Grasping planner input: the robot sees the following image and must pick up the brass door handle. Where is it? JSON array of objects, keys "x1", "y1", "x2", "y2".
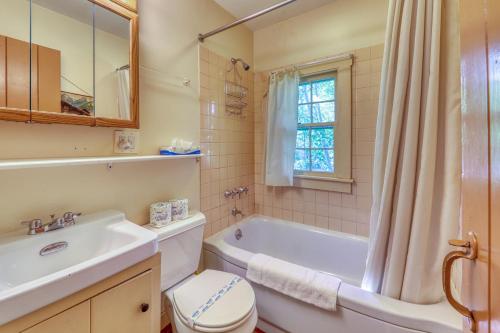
[{"x1": 442, "y1": 232, "x2": 478, "y2": 332}]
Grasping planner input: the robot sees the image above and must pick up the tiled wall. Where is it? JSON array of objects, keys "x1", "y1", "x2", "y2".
[
  {"x1": 199, "y1": 46, "x2": 255, "y2": 238},
  {"x1": 253, "y1": 44, "x2": 384, "y2": 237}
]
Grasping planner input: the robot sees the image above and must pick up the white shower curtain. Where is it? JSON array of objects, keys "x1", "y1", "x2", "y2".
[
  {"x1": 117, "y1": 68, "x2": 131, "y2": 120},
  {"x1": 265, "y1": 71, "x2": 299, "y2": 186},
  {"x1": 362, "y1": 0, "x2": 461, "y2": 304}
]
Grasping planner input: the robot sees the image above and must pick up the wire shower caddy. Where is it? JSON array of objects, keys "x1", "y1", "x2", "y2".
[{"x1": 225, "y1": 62, "x2": 248, "y2": 116}]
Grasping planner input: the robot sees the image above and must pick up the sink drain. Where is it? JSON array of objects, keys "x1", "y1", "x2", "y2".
[{"x1": 40, "y1": 241, "x2": 68, "y2": 256}]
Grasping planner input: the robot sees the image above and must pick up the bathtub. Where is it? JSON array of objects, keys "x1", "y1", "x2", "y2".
[{"x1": 203, "y1": 215, "x2": 462, "y2": 333}]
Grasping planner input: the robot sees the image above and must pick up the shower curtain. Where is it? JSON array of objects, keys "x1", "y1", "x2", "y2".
[
  {"x1": 362, "y1": 0, "x2": 461, "y2": 304},
  {"x1": 117, "y1": 68, "x2": 130, "y2": 120},
  {"x1": 264, "y1": 71, "x2": 299, "y2": 186}
]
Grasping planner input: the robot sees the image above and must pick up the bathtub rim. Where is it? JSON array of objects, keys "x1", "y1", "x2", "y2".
[{"x1": 203, "y1": 214, "x2": 462, "y2": 333}]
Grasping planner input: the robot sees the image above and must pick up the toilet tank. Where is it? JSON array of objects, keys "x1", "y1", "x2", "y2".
[{"x1": 145, "y1": 212, "x2": 206, "y2": 291}]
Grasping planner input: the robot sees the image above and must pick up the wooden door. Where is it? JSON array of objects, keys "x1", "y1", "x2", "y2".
[
  {"x1": 37, "y1": 45, "x2": 61, "y2": 113},
  {"x1": 485, "y1": 1, "x2": 500, "y2": 331},
  {"x1": 22, "y1": 301, "x2": 90, "y2": 333},
  {"x1": 91, "y1": 270, "x2": 154, "y2": 333},
  {"x1": 457, "y1": 0, "x2": 500, "y2": 332}
]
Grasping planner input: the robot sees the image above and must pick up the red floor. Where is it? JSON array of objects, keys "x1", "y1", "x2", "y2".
[{"x1": 161, "y1": 325, "x2": 264, "y2": 333}]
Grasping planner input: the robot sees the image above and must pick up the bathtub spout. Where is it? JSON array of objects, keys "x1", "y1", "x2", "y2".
[{"x1": 231, "y1": 207, "x2": 244, "y2": 217}]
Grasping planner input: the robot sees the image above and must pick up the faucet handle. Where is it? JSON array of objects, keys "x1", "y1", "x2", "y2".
[
  {"x1": 63, "y1": 212, "x2": 81, "y2": 225},
  {"x1": 21, "y1": 219, "x2": 43, "y2": 235},
  {"x1": 21, "y1": 219, "x2": 43, "y2": 228}
]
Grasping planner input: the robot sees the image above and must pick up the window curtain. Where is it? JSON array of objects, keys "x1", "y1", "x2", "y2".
[
  {"x1": 362, "y1": 0, "x2": 461, "y2": 304},
  {"x1": 117, "y1": 68, "x2": 131, "y2": 120},
  {"x1": 264, "y1": 71, "x2": 299, "y2": 186}
]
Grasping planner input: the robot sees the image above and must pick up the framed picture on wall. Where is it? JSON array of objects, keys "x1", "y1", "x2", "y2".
[{"x1": 110, "y1": 0, "x2": 137, "y2": 12}]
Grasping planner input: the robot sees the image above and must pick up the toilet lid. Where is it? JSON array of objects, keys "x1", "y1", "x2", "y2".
[{"x1": 173, "y1": 270, "x2": 255, "y2": 331}]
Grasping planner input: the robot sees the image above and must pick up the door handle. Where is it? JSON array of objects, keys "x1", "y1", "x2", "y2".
[{"x1": 442, "y1": 232, "x2": 478, "y2": 332}]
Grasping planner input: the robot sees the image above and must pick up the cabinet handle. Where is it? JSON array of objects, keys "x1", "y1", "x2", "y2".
[
  {"x1": 140, "y1": 303, "x2": 150, "y2": 313},
  {"x1": 442, "y1": 232, "x2": 478, "y2": 332}
]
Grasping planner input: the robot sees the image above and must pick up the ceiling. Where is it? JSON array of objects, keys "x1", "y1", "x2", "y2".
[
  {"x1": 213, "y1": 0, "x2": 336, "y2": 31},
  {"x1": 32, "y1": 0, "x2": 129, "y2": 39}
]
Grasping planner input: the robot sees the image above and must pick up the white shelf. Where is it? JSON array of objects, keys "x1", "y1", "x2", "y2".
[{"x1": 0, "y1": 154, "x2": 203, "y2": 171}]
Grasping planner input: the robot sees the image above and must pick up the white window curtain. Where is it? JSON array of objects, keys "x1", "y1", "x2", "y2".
[
  {"x1": 362, "y1": 0, "x2": 461, "y2": 304},
  {"x1": 117, "y1": 68, "x2": 130, "y2": 120},
  {"x1": 264, "y1": 71, "x2": 299, "y2": 186}
]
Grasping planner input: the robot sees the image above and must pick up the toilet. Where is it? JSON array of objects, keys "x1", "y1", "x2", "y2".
[{"x1": 146, "y1": 212, "x2": 257, "y2": 333}]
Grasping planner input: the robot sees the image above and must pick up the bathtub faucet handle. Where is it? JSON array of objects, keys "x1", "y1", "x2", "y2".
[{"x1": 235, "y1": 186, "x2": 249, "y2": 199}]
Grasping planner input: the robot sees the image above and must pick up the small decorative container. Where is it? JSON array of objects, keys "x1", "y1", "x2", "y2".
[
  {"x1": 169, "y1": 199, "x2": 189, "y2": 221},
  {"x1": 150, "y1": 202, "x2": 172, "y2": 228}
]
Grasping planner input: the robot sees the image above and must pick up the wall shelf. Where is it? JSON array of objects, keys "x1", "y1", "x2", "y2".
[{"x1": 0, "y1": 154, "x2": 203, "y2": 171}]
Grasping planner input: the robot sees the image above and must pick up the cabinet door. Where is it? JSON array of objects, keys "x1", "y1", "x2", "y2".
[
  {"x1": 22, "y1": 301, "x2": 90, "y2": 333},
  {"x1": 91, "y1": 270, "x2": 153, "y2": 333},
  {"x1": 37, "y1": 45, "x2": 61, "y2": 113},
  {"x1": 6, "y1": 37, "x2": 29, "y2": 110}
]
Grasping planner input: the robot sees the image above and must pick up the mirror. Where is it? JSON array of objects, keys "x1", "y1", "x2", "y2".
[
  {"x1": 31, "y1": 0, "x2": 95, "y2": 125},
  {"x1": 0, "y1": 0, "x2": 31, "y2": 122},
  {"x1": 0, "y1": 0, "x2": 138, "y2": 128},
  {"x1": 95, "y1": 4, "x2": 131, "y2": 121}
]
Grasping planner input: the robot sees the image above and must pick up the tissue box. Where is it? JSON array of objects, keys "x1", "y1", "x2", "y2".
[
  {"x1": 150, "y1": 202, "x2": 172, "y2": 228},
  {"x1": 169, "y1": 199, "x2": 189, "y2": 221}
]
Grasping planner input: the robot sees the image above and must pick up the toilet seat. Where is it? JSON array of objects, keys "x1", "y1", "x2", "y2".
[{"x1": 171, "y1": 270, "x2": 257, "y2": 333}]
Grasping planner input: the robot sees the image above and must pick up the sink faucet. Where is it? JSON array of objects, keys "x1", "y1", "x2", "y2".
[{"x1": 21, "y1": 212, "x2": 81, "y2": 235}]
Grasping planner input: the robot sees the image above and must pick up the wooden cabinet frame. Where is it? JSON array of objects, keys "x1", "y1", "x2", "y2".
[{"x1": 0, "y1": 0, "x2": 140, "y2": 129}]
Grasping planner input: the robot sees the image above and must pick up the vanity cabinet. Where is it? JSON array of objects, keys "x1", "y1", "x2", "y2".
[
  {"x1": 22, "y1": 301, "x2": 90, "y2": 333},
  {"x1": 0, "y1": 254, "x2": 160, "y2": 333},
  {"x1": 91, "y1": 270, "x2": 153, "y2": 333}
]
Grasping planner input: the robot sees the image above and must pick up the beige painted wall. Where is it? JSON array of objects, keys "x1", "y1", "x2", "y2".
[
  {"x1": 0, "y1": 0, "x2": 253, "y2": 234},
  {"x1": 253, "y1": 0, "x2": 388, "y2": 71}
]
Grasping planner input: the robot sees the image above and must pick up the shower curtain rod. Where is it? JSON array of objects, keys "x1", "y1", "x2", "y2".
[
  {"x1": 270, "y1": 53, "x2": 353, "y2": 74},
  {"x1": 198, "y1": 0, "x2": 297, "y2": 42}
]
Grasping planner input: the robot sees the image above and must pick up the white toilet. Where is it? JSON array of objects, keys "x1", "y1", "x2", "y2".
[{"x1": 146, "y1": 212, "x2": 257, "y2": 333}]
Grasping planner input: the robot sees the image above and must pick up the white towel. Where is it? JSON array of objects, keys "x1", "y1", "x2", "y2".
[{"x1": 246, "y1": 253, "x2": 341, "y2": 311}]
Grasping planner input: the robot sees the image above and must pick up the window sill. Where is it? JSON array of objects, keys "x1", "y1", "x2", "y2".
[{"x1": 293, "y1": 175, "x2": 353, "y2": 193}]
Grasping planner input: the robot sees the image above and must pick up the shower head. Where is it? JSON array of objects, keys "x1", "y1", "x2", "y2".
[{"x1": 231, "y1": 57, "x2": 251, "y2": 71}]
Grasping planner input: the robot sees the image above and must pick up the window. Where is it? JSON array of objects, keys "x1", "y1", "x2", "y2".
[
  {"x1": 295, "y1": 74, "x2": 336, "y2": 174},
  {"x1": 292, "y1": 56, "x2": 353, "y2": 193}
]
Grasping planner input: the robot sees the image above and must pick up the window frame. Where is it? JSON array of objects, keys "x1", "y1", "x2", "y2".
[{"x1": 293, "y1": 55, "x2": 353, "y2": 193}]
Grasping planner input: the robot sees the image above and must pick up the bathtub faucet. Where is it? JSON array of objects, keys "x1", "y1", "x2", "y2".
[{"x1": 231, "y1": 207, "x2": 244, "y2": 217}]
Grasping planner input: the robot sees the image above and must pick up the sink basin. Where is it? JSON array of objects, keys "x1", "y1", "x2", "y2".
[{"x1": 0, "y1": 210, "x2": 158, "y2": 325}]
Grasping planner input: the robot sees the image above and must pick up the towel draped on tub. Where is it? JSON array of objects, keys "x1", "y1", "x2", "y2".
[{"x1": 246, "y1": 253, "x2": 342, "y2": 311}]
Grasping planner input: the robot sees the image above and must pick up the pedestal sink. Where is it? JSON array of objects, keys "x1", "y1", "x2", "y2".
[{"x1": 0, "y1": 210, "x2": 158, "y2": 325}]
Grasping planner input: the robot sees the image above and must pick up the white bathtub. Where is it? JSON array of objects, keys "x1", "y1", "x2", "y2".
[{"x1": 203, "y1": 215, "x2": 462, "y2": 333}]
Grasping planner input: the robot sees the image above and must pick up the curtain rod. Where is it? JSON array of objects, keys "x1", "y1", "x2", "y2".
[
  {"x1": 198, "y1": 0, "x2": 297, "y2": 42},
  {"x1": 270, "y1": 53, "x2": 353, "y2": 74}
]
